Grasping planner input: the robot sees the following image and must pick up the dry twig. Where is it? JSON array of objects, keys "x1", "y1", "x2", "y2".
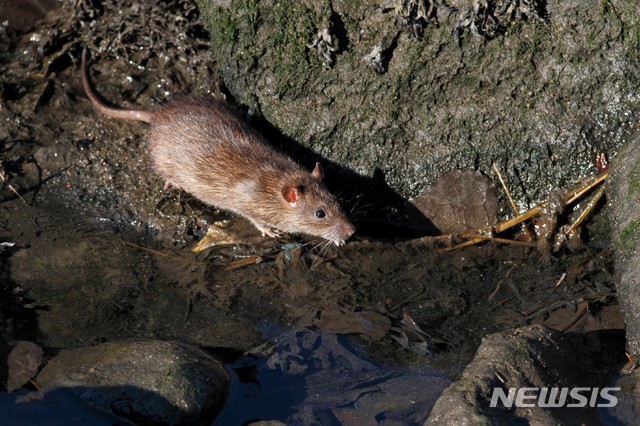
[{"x1": 441, "y1": 171, "x2": 608, "y2": 251}]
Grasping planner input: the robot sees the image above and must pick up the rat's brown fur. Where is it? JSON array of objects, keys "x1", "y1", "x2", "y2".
[{"x1": 81, "y1": 49, "x2": 355, "y2": 245}]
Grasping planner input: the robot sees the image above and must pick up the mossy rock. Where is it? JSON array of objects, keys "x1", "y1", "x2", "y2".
[
  {"x1": 608, "y1": 132, "x2": 640, "y2": 357},
  {"x1": 197, "y1": 0, "x2": 639, "y2": 204}
]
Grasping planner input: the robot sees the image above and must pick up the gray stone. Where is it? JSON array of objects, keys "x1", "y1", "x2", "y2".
[
  {"x1": 36, "y1": 340, "x2": 229, "y2": 425},
  {"x1": 607, "y1": 132, "x2": 640, "y2": 356},
  {"x1": 197, "y1": 0, "x2": 639, "y2": 204},
  {"x1": 425, "y1": 325, "x2": 620, "y2": 425}
]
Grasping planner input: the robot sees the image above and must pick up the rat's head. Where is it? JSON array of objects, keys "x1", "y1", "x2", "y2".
[{"x1": 279, "y1": 163, "x2": 355, "y2": 245}]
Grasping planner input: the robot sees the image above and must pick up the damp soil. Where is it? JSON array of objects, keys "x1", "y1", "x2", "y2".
[
  {"x1": 3, "y1": 197, "x2": 621, "y2": 371},
  {"x1": 0, "y1": 0, "x2": 627, "y2": 421}
]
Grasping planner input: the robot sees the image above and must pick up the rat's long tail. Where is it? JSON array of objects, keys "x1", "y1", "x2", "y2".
[{"x1": 81, "y1": 48, "x2": 152, "y2": 123}]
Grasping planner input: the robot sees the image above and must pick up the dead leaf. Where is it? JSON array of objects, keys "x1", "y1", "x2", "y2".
[
  {"x1": 314, "y1": 309, "x2": 391, "y2": 340},
  {"x1": 411, "y1": 169, "x2": 498, "y2": 234},
  {"x1": 7, "y1": 341, "x2": 43, "y2": 392}
]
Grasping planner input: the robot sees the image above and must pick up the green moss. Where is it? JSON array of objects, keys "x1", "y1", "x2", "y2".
[
  {"x1": 600, "y1": 0, "x2": 613, "y2": 16},
  {"x1": 243, "y1": 0, "x2": 259, "y2": 36},
  {"x1": 512, "y1": 340, "x2": 533, "y2": 360},
  {"x1": 631, "y1": 23, "x2": 640, "y2": 53},
  {"x1": 341, "y1": 13, "x2": 360, "y2": 40},
  {"x1": 618, "y1": 219, "x2": 640, "y2": 253},
  {"x1": 201, "y1": 4, "x2": 237, "y2": 46},
  {"x1": 201, "y1": 0, "x2": 319, "y2": 95},
  {"x1": 600, "y1": 0, "x2": 623, "y2": 21},
  {"x1": 267, "y1": 3, "x2": 319, "y2": 97},
  {"x1": 629, "y1": 158, "x2": 640, "y2": 196}
]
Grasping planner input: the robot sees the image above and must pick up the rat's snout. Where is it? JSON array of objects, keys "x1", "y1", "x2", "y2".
[
  {"x1": 334, "y1": 221, "x2": 356, "y2": 245},
  {"x1": 343, "y1": 221, "x2": 356, "y2": 239}
]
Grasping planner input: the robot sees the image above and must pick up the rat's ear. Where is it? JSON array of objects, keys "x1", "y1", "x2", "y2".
[
  {"x1": 311, "y1": 162, "x2": 324, "y2": 181},
  {"x1": 282, "y1": 185, "x2": 303, "y2": 207}
]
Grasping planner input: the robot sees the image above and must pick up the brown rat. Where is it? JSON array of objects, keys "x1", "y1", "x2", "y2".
[{"x1": 81, "y1": 48, "x2": 355, "y2": 245}]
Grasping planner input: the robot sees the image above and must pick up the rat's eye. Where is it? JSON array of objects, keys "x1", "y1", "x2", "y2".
[{"x1": 315, "y1": 209, "x2": 326, "y2": 218}]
